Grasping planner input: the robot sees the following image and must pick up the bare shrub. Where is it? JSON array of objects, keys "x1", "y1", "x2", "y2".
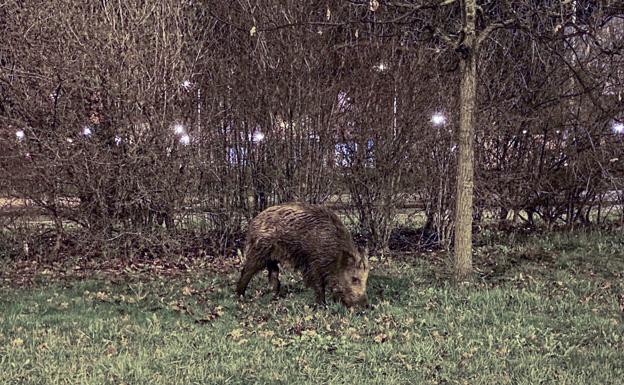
[{"x1": 1, "y1": 1, "x2": 622, "y2": 261}]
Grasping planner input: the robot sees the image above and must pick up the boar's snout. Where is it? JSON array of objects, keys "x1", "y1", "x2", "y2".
[{"x1": 342, "y1": 294, "x2": 369, "y2": 308}]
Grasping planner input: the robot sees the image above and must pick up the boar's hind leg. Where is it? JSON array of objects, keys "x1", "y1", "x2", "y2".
[
  {"x1": 235, "y1": 259, "x2": 265, "y2": 297},
  {"x1": 267, "y1": 261, "x2": 280, "y2": 298}
]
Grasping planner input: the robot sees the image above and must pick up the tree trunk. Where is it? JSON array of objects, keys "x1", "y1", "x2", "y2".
[{"x1": 453, "y1": 0, "x2": 477, "y2": 281}]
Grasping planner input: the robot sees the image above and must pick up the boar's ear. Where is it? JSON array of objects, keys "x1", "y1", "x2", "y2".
[
  {"x1": 357, "y1": 246, "x2": 369, "y2": 265},
  {"x1": 344, "y1": 246, "x2": 369, "y2": 268},
  {"x1": 343, "y1": 250, "x2": 360, "y2": 267}
]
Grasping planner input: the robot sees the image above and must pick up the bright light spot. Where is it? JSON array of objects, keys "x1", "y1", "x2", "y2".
[
  {"x1": 522, "y1": 130, "x2": 528, "y2": 134},
  {"x1": 180, "y1": 134, "x2": 191, "y2": 145},
  {"x1": 556, "y1": 130, "x2": 561, "y2": 134},
  {"x1": 16, "y1": 130, "x2": 25, "y2": 140},
  {"x1": 66, "y1": 138, "x2": 74, "y2": 143},
  {"x1": 181, "y1": 80, "x2": 192, "y2": 89},
  {"x1": 613, "y1": 122, "x2": 624, "y2": 134},
  {"x1": 114, "y1": 135, "x2": 122, "y2": 145},
  {"x1": 431, "y1": 113, "x2": 446, "y2": 126},
  {"x1": 174, "y1": 123, "x2": 186, "y2": 135},
  {"x1": 82, "y1": 126, "x2": 93, "y2": 136},
  {"x1": 252, "y1": 131, "x2": 265, "y2": 143},
  {"x1": 375, "y1": 62, "x2": 387, "y2": 72}
]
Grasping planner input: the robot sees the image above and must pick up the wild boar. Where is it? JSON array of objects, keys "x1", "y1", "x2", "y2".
[{"x1": 235, "y1": 203, "x2": 369, "y2": 307}]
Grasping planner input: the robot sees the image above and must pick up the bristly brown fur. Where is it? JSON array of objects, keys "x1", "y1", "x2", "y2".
[{"x1": 235, "y1": 202, "x2": 369, "y2": 306}]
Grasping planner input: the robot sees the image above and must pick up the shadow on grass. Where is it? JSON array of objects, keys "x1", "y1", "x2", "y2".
[
  {"x1": 367, "y1": 274, "x2": 413, "y2": 303},
  {"x1": 474, "y1": 230, "x2": 624, "y2": 281},
  {"x1": 477, "y1": 247, "x2": 556, "y2": 283}
]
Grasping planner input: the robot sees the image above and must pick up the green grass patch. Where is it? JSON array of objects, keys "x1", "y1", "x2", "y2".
[{"x1": 1, "y1": 232, "x2": 623, "y2": 384}]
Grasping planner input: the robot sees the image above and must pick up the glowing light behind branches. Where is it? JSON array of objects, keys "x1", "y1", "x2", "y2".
[
  {"x1": 431, "y1": 113, "x2": 446, "y2": 126},
  {"x1": 252, "y1": 131, "x2": 265, "y2": 143},
  {"x1": 174, "y1": 123, "x2": 186, "y2": 135}
]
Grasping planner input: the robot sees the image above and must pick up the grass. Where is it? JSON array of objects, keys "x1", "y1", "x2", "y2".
[{"x1": 0, "y1": 231, "x2": 623, "y2": 384}]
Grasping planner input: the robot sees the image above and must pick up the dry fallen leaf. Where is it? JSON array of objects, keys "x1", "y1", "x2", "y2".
[
  {"x1": 104, "y1": 344, "x2": 117, "y2": 356},
  {"x1": 182, "y1": 286, "x2": 193, "y2": 296},
  {"x1": 374, "y1": 333, "x2": 388, "y2": 343},
  {"x1": 229, "y1": 328, "x2": 244, "y2": 340},
  {"x1": 271, "y1": 338, "x2": 288, "y2": 347},
  {"x1": 346, "y1": 327, "x2": 361, "y2": 341},
  {"x1": 259, "y1": 330, "x2": 275, "y2": 339}
]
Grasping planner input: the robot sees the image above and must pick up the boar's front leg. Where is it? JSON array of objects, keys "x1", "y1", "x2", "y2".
[
  {"x1": 313, "y1": 282, "x2": 326, "y2": 305},
  {"x1": 309, "y1": 275, "x2": 326, "y2": 305},
  {"x1": 236, "y1": 258, "x2": 265, "y2": 297},
  {"x1": 236, "y1": 243, "x2": 274, "y2": 297},
  {"x1": 302, "y1": 267, "x2": 326, "y2": 305}
]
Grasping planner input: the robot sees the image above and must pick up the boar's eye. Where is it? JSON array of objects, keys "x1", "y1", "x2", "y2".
[{"x1": 352, "y1": 277, "x2": 360, "y2": 284}]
